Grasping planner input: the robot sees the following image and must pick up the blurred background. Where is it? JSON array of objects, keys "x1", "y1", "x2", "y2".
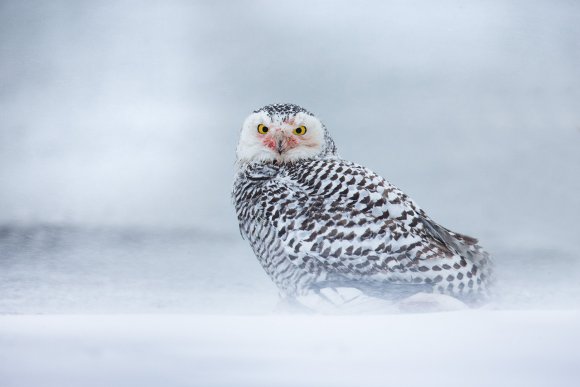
[{"x1": 1, "y1": 0, "x2": 579, "y2": 313}]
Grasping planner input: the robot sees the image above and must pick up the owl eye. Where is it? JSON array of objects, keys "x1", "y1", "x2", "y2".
[
  {"x1": 293, "y1": 126, "x2": 307, "y2": 135},
  {"x1": 257, "y1": 124, "x2": 269, "y2": 134}
]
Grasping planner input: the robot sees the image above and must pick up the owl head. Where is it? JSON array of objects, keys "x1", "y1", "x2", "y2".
[{"x1": 236, "y1": 103, "x2": 337, "y2": 164}]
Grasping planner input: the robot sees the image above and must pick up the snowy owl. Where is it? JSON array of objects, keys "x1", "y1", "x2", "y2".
[{"x1": 233, "y1": 103, "x2": 492, "y2": 311}]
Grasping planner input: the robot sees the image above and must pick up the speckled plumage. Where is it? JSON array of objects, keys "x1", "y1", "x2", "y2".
[{"x1": 233, "y1": 103, "x2": 492, "y2": 306}]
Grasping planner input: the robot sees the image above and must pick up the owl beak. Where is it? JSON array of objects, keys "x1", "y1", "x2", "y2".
[
  {"x1": 276, "y1": 139, "x2": 285, "y2": 154},
  {"x1": 271, "y1": 130, "x2": 297, "y2": 155}
]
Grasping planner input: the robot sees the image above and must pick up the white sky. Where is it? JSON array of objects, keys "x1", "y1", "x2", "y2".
[{"x1": 0, "y1": 0, "x2": 578, "y2": 250}]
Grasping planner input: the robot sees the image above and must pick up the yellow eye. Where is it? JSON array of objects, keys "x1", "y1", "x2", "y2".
[
  {"x1": 293, "y1": 126, "x2": 307, "y2": 135},
  {"x1": 257, "y1": 124, "x2": 269, "y2": 134}
]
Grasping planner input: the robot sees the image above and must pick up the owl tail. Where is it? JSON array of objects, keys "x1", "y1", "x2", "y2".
[{"x1": 423, "y1": 218, "x2": 494, "y2": 297}]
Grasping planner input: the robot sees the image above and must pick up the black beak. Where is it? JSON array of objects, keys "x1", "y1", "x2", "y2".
[{"x1": 276, "y1": 139, "x2": 284, "y2": 154}]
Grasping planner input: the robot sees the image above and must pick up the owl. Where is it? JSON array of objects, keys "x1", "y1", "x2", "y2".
[{"x1": 233, "y1": 103, "x2": 492, "y2": 311}]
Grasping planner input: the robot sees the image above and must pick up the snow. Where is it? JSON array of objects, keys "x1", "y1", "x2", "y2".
[
  {"x1": 1, "y1": 226, "x2": 579, "y2": 385},
  {"x1": 1, "y1": 226, "x2": 578, "y2": 314},
  {"x1": 1, "y1": 1, "x2": 580, "y2": 386},
  {"x1": 1, "y1": 311, "x2": 579, "y2": 387}
]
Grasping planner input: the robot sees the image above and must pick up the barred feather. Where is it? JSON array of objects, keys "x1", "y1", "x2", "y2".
[{"x1": 233, "y1": 104, "x2": 493, "y2": 305}]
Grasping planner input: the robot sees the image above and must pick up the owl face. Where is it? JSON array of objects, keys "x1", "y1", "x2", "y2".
[{"x1": 236, "y1": 105, "x2": 326, "y2": 164}]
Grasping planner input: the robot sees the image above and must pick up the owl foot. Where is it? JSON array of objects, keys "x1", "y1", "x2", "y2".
[{"x1": 294, "y1": 287, "x2": 399, "y2": 314}]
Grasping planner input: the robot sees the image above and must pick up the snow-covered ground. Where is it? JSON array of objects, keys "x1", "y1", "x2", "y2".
[
  {"x1": 1, "y1": 226, "x2": 580, "y2": 386},
  {"x1": 1, "y1": 225, "x2": 579, "y2": 314},
  {"x1": 1, "y1": 312, "x2": 579, "y2": 387}
]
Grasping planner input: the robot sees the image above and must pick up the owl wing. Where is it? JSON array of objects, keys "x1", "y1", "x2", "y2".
[{"x1": 270, "y1": 159, "x2": 491, "y2": 294}]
